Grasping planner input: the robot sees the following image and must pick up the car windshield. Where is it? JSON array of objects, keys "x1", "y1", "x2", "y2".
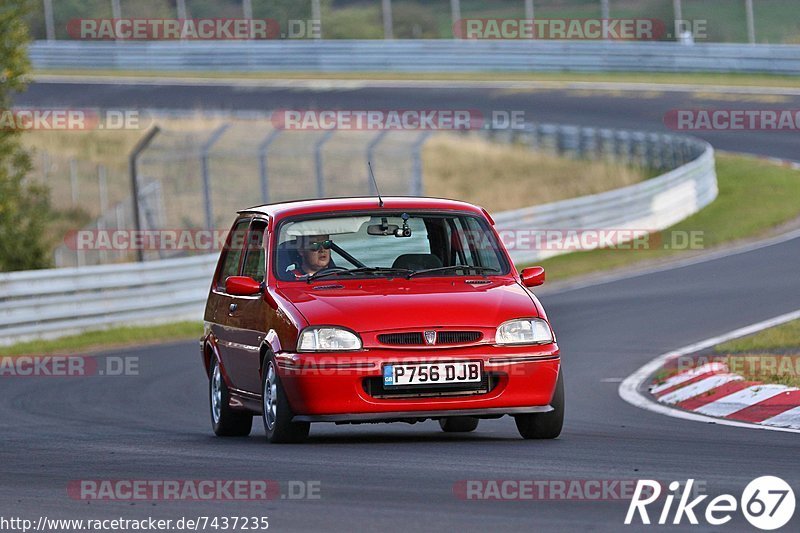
[{"x1": 274, "y1": 211, "x2": 509, "y2": 281}]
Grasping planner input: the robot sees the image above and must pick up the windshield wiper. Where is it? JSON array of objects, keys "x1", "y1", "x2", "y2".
[
  {"x1": 307, "y1": 266, "x2": 413, "y2": 283},
  {"x1": 406, "y1": 266, "x2": 499, "y2": 279}
]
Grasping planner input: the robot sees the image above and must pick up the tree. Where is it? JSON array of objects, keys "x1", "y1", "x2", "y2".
[{"x1": 0, "y1": 0, "x2": 51, "y2": 271}]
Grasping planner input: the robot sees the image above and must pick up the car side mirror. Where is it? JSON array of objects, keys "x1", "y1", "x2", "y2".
[
  {"x1": 521, "y1": 266, "x2": 545, "y2": 287},
  {"x1": 225, "y1": 276, "x2": 263, "y2": 296}
]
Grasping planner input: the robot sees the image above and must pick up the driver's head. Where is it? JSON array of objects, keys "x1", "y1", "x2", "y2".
[{"x1": 298, "y1": 234, "x2": 331, "y2": 274}]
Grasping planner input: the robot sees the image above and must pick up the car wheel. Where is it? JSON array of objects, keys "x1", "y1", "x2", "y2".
[
  {"x1": 209, "y1": 358, "x2": 253, "y2": 437},
  {"x1": 439, "y1": 416, "x2": 479, "y2": 433},
  {"x1": 261, "y1": 357, "x2": 310, "y2": 444},
  {"x1": 515, "y1": 370, "x2": 564, "y2": 440}
]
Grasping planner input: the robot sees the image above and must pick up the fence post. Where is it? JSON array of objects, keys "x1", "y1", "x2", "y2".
[
  {"x1": 311, "y1": 0, "x2": 322, "y2": 39},
  {"x1": 128, "y1": 126, "x2": 161, "y2": 262},
  {"x1": 451, "y1": 0, "x2": 461, "y2": 36},
  {"x1": 43, "y1": 0, "x2": 55, "y2": 40},
  {"x1": 69, "y1": 159, "x2": 79, "y2": 206},
  {"x1": 258, "y1": 129, "x2": 282, "y2": 204},
  {"x1": 366, "y1": 130, "x2": 389, "y2": 194},
  {"x1": 382, "y1": 0, "x2": 393, "y2": 39},
  {"x1": 745, "y1": 0, "x2": 756, "y2": 44},
  {"x1": 314, "y1": 130, "x2": 335, "y2": 198},
  {"x1": 200, "y1": 124, "x2": 230, "y2": 230},
  {"x1": 411, "y1": 131, "x2": 432, "y2": 196}
]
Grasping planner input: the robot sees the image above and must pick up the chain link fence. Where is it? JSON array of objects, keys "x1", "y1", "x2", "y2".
[
  {"x1": 46, "y1": 113, "x2": 707, "y2": 267},
  {"x1": 29, "y1": 1, "x2": 793, "y2": 44},
  {"x1": 50, "y1": 119, "x2": 431, "y2": 266}
]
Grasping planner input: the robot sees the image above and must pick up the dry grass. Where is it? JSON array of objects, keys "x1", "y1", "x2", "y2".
[
  {"x1": 21, "y1": 117, "x2": 649, "y2": 228},
  {"x1": 722, "y1": 354, "x2": 800, "y2": 388},
  {"x1": 423, "y1": 133, "x2": 647, "y2": 212}
]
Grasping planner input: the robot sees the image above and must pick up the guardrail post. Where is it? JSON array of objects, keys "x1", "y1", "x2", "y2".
[
  {"x1": 314, "y1": 130, "x2": 335, "y2": 198},
  {"x1": 128, "y1": 126, "x2": 160, "y2": 263},
  {"x1": 200, "y1": 124, "x2": 230, "y2": 230},
  {"x1": 366, "y1": 130, "x2": 389, "y2": 194},
  {"x1": 411, "y1": 131, "x2": 432, "y2": 196},
  {"x1": 258, "y1": 129, "x2": 282, "y2": 204}
]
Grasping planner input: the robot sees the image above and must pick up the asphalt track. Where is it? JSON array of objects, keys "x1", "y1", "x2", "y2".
[{"x1": 3, "y1": 80, "x2": 800, "y2": 531}]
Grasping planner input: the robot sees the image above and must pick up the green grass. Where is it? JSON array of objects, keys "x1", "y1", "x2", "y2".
[
  {"x1": 534, "y1": 153, "x2": 800, "y2": 281},
  {"x1": 715, "y1": 320, "x2": 800, "y2": 354},
  {"x1": 0, "y1": 321, "x2": 203, "y2": 356},
  {"x1": 33, "y1": 69, "x2": 800, "y2": 89}
]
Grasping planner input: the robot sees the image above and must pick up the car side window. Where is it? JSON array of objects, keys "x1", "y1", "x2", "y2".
[
  {"x1": 241, "y1": 219, "x2": 268, "y2": 283},
  {"x1": 216, "y1": 219, "x2": 250, "y2": 290}
]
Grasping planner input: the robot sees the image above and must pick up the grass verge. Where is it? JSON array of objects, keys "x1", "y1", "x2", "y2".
[
  {"x1": 0, "y1": 321, "x2": 203, "y2": 357},
  {"x1": 33, "y1": 69, "x2": 800, "y2": 89},
  {"x1": 716, "y1": 320, "x2": 800, "y2": 354},
  {"x1": 535, "y1": 153, "x2": 800, "y2": 281},
  {"x1": 714, "y1": 319, "x2": 800, "y2": 388}
]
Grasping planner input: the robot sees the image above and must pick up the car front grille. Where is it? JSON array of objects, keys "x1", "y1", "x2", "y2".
[{"x1": 377, "y1": 331, "x2": 482, "y2": 346}]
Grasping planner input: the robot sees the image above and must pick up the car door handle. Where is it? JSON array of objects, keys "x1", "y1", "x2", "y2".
[{"x1": 229, "y1": 303, "x2": 238, "y2": 314}]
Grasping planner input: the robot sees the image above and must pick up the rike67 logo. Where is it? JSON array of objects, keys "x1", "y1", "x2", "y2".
[{"x1": 626, "y1": 477, "x2": 795, "y2": 530}]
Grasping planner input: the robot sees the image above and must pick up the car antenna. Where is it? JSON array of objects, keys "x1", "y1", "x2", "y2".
[{"x1": 368, "y1": 161, "x2": 384, "y2": 208}]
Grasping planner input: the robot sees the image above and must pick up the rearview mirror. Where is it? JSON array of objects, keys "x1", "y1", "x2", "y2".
[
  {"x1": 521, "y1": 266, "x2": 545, "y2": 288},
  {"x1": 367, "y1": 223, "x2": 400, "y2": 236},
  {"x1": 225, "y1": 276, "x2": 263, "y2": 296}
]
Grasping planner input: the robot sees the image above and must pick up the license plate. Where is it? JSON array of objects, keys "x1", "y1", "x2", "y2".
[{"x1": 383, "y1": 361, "x2": 482, "y2": 387}]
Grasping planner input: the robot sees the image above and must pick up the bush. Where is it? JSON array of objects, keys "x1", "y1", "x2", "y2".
[{"x1": 0, "y1": 1, "x2": 52, "y2": 271}]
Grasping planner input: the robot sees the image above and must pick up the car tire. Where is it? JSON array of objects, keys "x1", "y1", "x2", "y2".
[
  {"x1": 261, "y1": 357, "x2": 310, "y2": 444},
  {"x1": 439, "y1": 416, "x2": 479, "y2": 433},
  {"x1": 515, "y1": 370, "x2": 564, "y2": 440},
  {"x1": 209, "y1": 358, "x2": 253, "y2": 437}
]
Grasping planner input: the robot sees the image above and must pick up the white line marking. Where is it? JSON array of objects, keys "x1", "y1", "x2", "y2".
[
  {"x1": 619, "y1": 308, "x2": 800, "y2": 434},
  {"x1": 650, "y1": 362, "x2": 728, "y2": 395},
  {"x1": 657, "y1": 374, "x2": 742, "y2": 405},
  {"x1": 762, "y1": 406, "x2": 800, "y2": 429},
  {"x1": 695, "y1": 385, "x2": 795, "y2": 418}
]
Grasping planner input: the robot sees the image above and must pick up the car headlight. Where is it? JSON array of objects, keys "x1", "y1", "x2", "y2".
[
  {"x1": 297, "y1": 327, "x2": 362, "y2": 352},
  {"x1": 495, "y1": 318, "x2": 554, "y2": 345}
]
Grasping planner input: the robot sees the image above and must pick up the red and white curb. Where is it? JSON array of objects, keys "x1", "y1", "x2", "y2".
[
  {"x1": 619, "y1": 309, "x2": 800, "y2": 434},
  {"x1": 652, "y1": 362, "x2": 800, "y2": 428}
]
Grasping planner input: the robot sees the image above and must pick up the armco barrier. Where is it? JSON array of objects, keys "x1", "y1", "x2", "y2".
[
  {"x1": 28, "y1": 40, "x2": 800, "y2": 75},
  {"x1": 0, "y1": 127, "x2": 716, "y2": 345}
]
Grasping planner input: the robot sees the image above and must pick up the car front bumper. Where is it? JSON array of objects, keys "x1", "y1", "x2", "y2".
[{"x1": 276, "y1": 344, "x2": 560, "y2": 420}]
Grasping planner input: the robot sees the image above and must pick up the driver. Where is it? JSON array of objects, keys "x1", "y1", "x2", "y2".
[{"x1": 292, "y1": 234, "x2": 332, "y2": 278}]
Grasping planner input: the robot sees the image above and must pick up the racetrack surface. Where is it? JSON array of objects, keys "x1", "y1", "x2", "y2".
[
  {"x1": 16, "y1": 80, "x2": 800, "y2": 160},
  {"x1": 3, "y1": 80, "x2": 800, "y2": 531}
]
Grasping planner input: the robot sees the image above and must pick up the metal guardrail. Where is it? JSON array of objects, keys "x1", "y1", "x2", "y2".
[
  {"x1": 29, "y1": 40, "x2": 800, "y2": 75},
  {"x1": 0, "y1": 255, "x2": 217, "y2": 343},
  {"x1": 0, "y1": 124, "x2": 716, "y2": 345}
]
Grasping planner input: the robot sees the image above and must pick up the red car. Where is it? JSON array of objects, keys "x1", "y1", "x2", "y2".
[{"x1": 201, "y1": 197, "x2": 562, "y2": 443}]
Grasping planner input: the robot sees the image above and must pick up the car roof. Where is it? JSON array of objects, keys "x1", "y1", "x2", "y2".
[{"x1": 238, "y1": 196, "x2": 488, "y2": 220}]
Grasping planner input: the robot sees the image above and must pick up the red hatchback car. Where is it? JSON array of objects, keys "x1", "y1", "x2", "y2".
[{"x1": 201, "y1": 197, "x2": 562, "y2": 443}]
